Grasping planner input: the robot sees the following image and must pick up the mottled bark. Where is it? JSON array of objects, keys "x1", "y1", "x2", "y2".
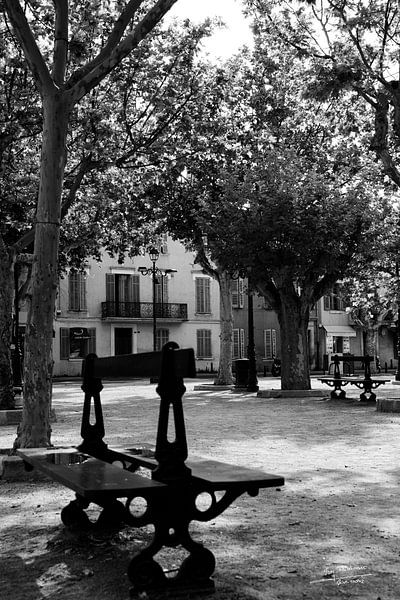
[
  {"x1": 364, "y1": 328, "x2": 378, "y2": 374},
  {"x1": 5, "y1": 0, "x2": 178, "y2": 449},
  {"x1": 214, "y1": 270, "x2": 234, "y2": 386},
  {"x1": 13, "y1": 94, "x2": 69, "y2": 449},
  {"x1": 277, "y1": 286, "x2": 311, "y2": 390},
  {"x1": 0, "y1": 237, "x2": 15, "y2": 409}
]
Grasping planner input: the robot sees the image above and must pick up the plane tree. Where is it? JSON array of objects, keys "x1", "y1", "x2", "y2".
[
  {"x1": 2, "y1": 0, "x2": 181, "y2": 447},
  {"x1": 156, "y1": 33, "x2": 386, "y2": 390},
  {"x1": 245, "y1": 0, "x2": 400, "y2": 189},
  {"x1": 1, "y1": 7, "x2": 209, "y2": 414}
]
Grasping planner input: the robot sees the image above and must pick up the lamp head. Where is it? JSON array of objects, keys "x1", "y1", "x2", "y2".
[{"x1": 149, "y1": 247, "x2": 160, "y2": 262}]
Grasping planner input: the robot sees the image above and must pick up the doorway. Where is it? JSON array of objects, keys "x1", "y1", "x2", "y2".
[{"x1": 114, "y1": 328, "x2": 132, "y2": 355}]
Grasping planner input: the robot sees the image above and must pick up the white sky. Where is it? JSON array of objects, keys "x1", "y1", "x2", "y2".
[{"x1": 165, "y1": 0, "x2": 253, "y2": 59}]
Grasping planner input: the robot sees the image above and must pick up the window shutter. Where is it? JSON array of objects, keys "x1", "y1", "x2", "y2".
[
  {"x1": 80, "y1": 274, "x2": 87, "y2": 310},
  {"x1": 324, "y1": 295, "x2": 331, "y2": 311},
  {"x1": 238, "y1": 279, "x2": 244, "y2": 308},
  {"x1": 69, "y1": 272, "x2": 87, "y2": 311},
  {"x1": 196, "y1": 278, "x2": 211, "y2": 313},
  {"x1": 156, "y1": 328, "x2": 169, "y2": 351},
  {"x1": 240, "y1": 329, "x2": 245, "y2": 357},
  {"x1": 197, "y1": 329, "x2": 211, "y2": 358},
  {"x1": 161, "y1": 233, "x2": 168, "y2": 255},
  {"x1": 87, "y1": 328, "x2": 96, "y2": 354},
  {"x1": 68, "y1": 273, "x2": 77, "y2": 310},
  {"x1": 131, "y1": 275, "x2": 140, "y2": 302},
  {"x1": 60, "y1": 328, "x2": 69, "y2": 359},
  {"x1": 106, "y1": 273, "x2": 115, "y2": 301},
  {"x1": 264, "y1": 329, "x2": 272, "y2": 359},
  {"x1": 231, "y1": 279, "x2": 239, "y2": 308},
  {"x1": 272, "y1": 329, "x2": 277, "y2": 357},
  {"x1": 233, "y1": 329, "x2": 240, "y2": 358}
]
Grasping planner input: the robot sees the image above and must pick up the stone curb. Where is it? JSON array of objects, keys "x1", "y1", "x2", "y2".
[
  {"x1": 0, "y1": 449, "x2": 50, "y2": 482},
  {"x1": 193, "y1": 384, "x2": 234, "y2": 391},
  {"x1": 0, "y1": 408, "x2": 57, "y2": 427},
  {"x1": 376, "y1": 398, "x2": 400, "y2": 412},
  {"x1": 257, "y1": 389, "x2": 328, "y2": 398},
  {"x1": 0, "y1": 409, "x2": 23, "y2": 425}
]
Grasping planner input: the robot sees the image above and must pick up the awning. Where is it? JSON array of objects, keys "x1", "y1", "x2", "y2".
[{"x1": 323, "y1": 325, "x2": 357, "y2": 337}]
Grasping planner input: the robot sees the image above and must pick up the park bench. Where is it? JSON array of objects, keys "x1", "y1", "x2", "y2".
[
  {"x1": 318, "y1": 354, "x2": 390, "y2": 402},
  {"x1": 18, "y1": 342, "x2": 284, "y2": 598}
]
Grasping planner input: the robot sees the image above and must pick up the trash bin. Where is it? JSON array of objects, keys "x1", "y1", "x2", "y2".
[{"x1": 234, "y1": 359, "x2": 249, "y2": 388}]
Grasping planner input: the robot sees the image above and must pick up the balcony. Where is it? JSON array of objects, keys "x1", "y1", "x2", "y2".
[{"x1": 101, "y1": 301, "x2": 188, "y2": 321}]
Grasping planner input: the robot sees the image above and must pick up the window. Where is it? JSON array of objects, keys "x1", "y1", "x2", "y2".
[
  {"x1": 195, "y1": 277, "x2": 211, "y2": 314},
  {"x1": 160, "y1": 233, "x2": 168, "y2": 255},
  {"x1": 155, "y1": 276, "x2": 168, "y2": 304},
  {"x1": 60, "y1": 327, "x2": 96, "y2": 360},
  {"x1": 231, "y1": 278, "x2": 244, "y2": 309},
  {"x1": 156, "y1": 328, "x2": 169, "y2": 351},
  {"x1": 197, "y1": 329, "x2": 212, "y2": 358},
  {"x1": 324, "y1": 284, "x2": 344, "y2": 311},
  {"x1": 68, "y1": 271, "x2": 87, "y2": 311},
  {"x1": 264, "y1": 329, "x2": 277, "y2": 359},
  {"x1": 106, "y1": 273, "x2": 140, "y2": 303},
  {"x1": 262, "y1": 296, "x2": 273, "y2": 310},
  {"x1": 106, "y1": 273, "x2": 140, "y2": 316},
  {"x1": 233, "y1": 329, "x2": 245, "y2": 359}
]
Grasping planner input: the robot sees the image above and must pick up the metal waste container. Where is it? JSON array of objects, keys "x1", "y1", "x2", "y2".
[{"x1": 235, "y1": 359, "x2": 249, "y2": 388}]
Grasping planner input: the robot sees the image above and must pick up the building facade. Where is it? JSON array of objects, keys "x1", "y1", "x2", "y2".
[
  {"x1": 231, "y1": 283, "x2": 398, "y2": 373},
  {"x1": 16, "y1": 244, "x2": 398, "y2": 377},
  {"x1": 52, "y1": 239, "x2": 221, "y2": 376}
]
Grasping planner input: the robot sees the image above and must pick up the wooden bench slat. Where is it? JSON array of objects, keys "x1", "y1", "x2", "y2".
[
  {"x1": 108, "y1": 447, "x2": 284, "y2": 489},
  {"x1": 17, "y1": 449, "x2": 166, "y2": 498},
  {"x1": 188, "y1": 460, "x2": 284, "y2": 489}
]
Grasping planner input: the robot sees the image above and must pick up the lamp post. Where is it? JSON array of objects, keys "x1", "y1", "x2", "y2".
[
  {"x1": 232, "y1": 268, "x2": 259, "y2": 392},
  {"x1": 246, "y1": 270, "x2": 259, "y2": 393},
  {"x1": 12, "y1": 262, "x2": 23, "y2": 395},
  {"x1": 138, "y1": 247, "x2": 177, "y2": 352},
  {"x1": 396, "y1": 259, "x2": 400, "y2": 381}
]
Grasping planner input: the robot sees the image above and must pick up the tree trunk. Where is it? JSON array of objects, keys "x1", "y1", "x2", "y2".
[
  {"x1": 0, "y1": 237, "x2": 15, "y2": 409},
  {"x1": 14, "y1": 93, "x2": 70, "y2": 449},
  {"x1": 364, "y1": 327, "x2": 378, "y2": 374},
  {"x1": 214, "y1": 270, "x2": 234, "y2": 385},
  {"x1": 278, "y1": 290, "x2": 311, "y2": 390}
]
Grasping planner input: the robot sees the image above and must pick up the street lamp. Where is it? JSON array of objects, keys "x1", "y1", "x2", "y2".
[
  {"x1": 12, "y1": 262, "x2": 23, "y2": 395},
  {"x1": 245, "y1": 269, "x2": 259, "y2": 393},
  {"x1": 138, "y1": 247, "x2": 177, "y2": 351},
  {"x1": 232, "y1": 268, "x2": 259, "y2": 393},
  {"x1": 395, "y1": 259, "x2": 400, "y2": 381}
]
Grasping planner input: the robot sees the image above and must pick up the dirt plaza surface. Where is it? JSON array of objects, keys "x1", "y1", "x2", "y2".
[{"x1": 1, "y1": 376, "x2": 400, "y2": 599}]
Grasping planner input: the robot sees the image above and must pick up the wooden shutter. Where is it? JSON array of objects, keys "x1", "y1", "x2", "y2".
[
  {"x1": 106, "y1": 273, "x2": 115, "y2": 301},
  {"x1": 264, "y1": 329, "x2": 272, "y2": 359},
  {"x1": 197, "y1": 329, "x2": 211, "y2": 358},
  {"x1": 232, "y1": 279, "x2": 239, "y2": 308},
  {"x1": 60, "y1": 328, "x2": 69, "y2": 359},
  {"x1": 88, "y1": 328, "x2": 96, "y2": 354},
  {"x1": 272, "y1": 329, "x2": 277, "y2": 357},
  {"x1": 233, "y1": 329, "x2": 240, "y2": 358},
  {"x1": 131, "y1": 275, "x2": 140, "y2": 302},
  {"x1": 240, "y1": 328, "x2": 245, "y2": 357},
  {"x1": 195, "y1": 278, "x2": 211, "y2": 313}
]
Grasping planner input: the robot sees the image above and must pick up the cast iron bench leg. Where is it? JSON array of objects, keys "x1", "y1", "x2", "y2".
[
  {"x1": 331, "y1": 382, "x2": 346, "y2": 399},
  {"x1": 127, "y1": 489, "x2": 215, "y2": 597}
]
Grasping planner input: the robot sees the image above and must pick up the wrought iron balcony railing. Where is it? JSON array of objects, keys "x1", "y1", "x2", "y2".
[{"x1": 101, "y1": 301, "x2": 188, "y2": 321}]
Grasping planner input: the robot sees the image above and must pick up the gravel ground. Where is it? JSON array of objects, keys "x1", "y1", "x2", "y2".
[{"x1": 1, "y1": 376, "x2": 400, "y2": 599}]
